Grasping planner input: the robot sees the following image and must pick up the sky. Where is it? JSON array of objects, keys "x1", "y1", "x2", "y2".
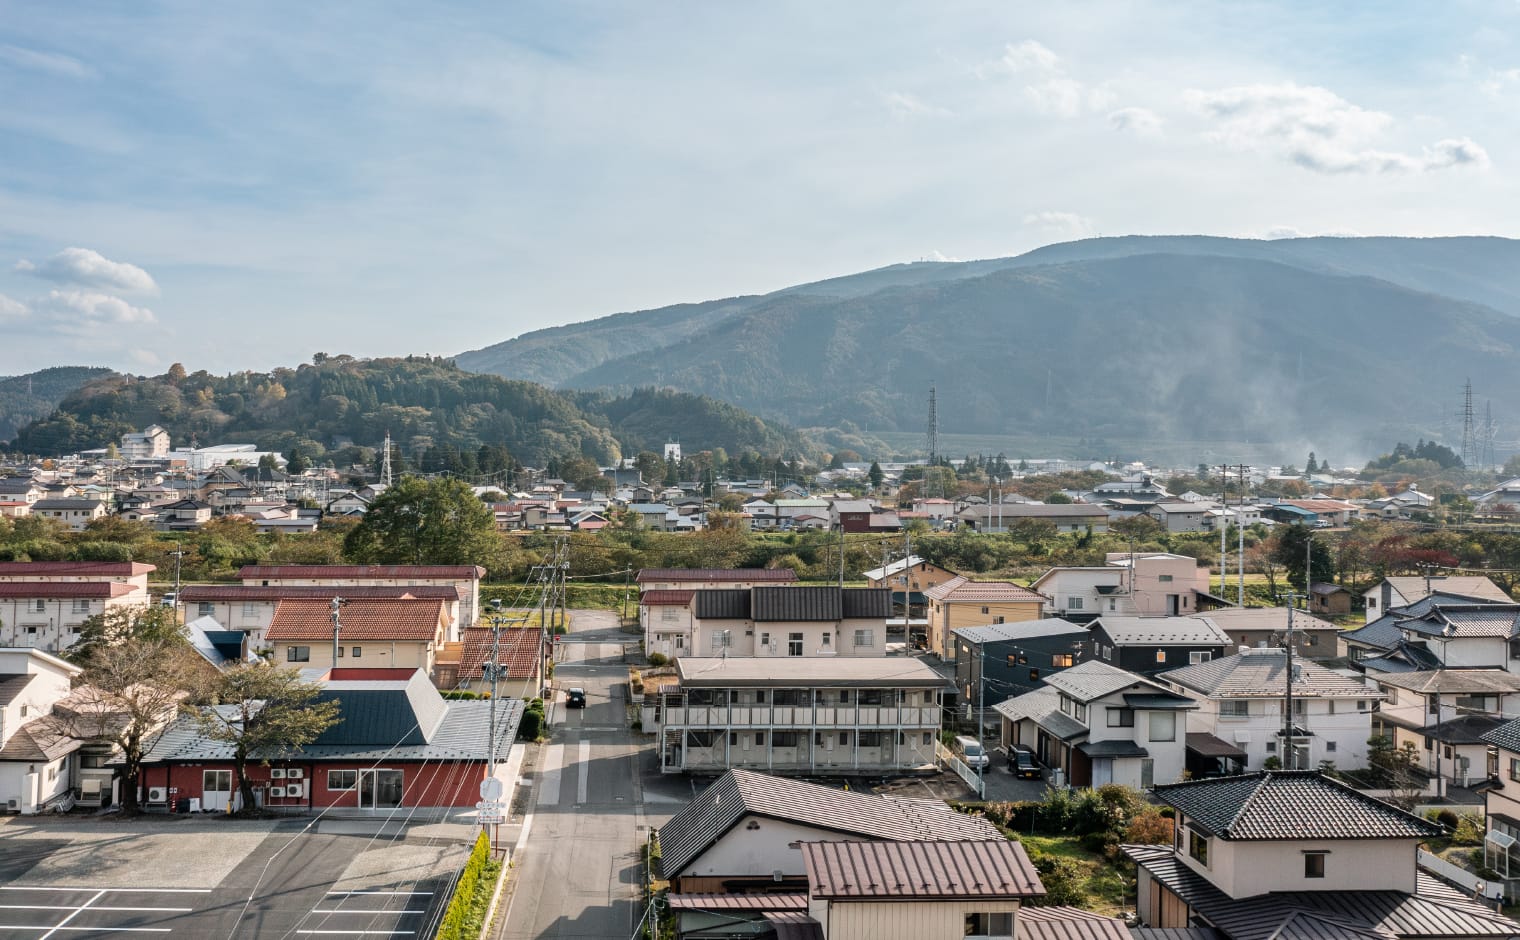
[{"x1": 0, "y1": 1, "x2": 1515, "y2": 375}]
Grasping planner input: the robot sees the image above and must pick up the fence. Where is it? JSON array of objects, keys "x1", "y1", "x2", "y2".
[
  {"x1": 936, "y1": 741, "x2": 984, "y2": 799},
  {"x1": 1417, "y1": 849, "x2": 1505, "y2": 902}
]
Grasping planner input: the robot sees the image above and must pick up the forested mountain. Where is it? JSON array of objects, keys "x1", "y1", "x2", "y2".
[
  {"x1": 456, "y1": 237, "x2": 1520, "y2": 449},
  {"x1": 10, "y1": 356, "x2": 813, "y2": 467},
  {"x1": 0, "y1": 367, "x2": 115, "y2": 441}
]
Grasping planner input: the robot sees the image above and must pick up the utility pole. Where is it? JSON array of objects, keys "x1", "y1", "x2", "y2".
[
  {"x1": 168, "y1": 541, "x2": 187, "y2": 622},
  {"x1": 329, "y1": 596, "x2": 347, "y2": 669},
  {"x1": 978, "y1": 644, "x2": 986, "y2": 797},
  {"x1": 1217, "y1": 464, "x2": 1229, "y2": 597},
  {"x1": 1276, "y1": 592, "x2": 1307, "y2": 769},
  {"x1": 1236, "y1": 465, "x2": 1249, "y2": 605}
]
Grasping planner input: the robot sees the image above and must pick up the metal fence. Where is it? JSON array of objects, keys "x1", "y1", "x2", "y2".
[{"x1": 936, "y1": 741, "x2": 984, "y2": 799}]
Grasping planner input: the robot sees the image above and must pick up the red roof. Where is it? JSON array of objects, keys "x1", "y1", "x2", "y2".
[
  {"x1": 636, "y1": 568, "x2": 797, "y2": 584},
  {"x1": 239, "y1": 564, "x2": 484, "y2": 580},
  {"x1": 181, "y1": 584, "x2": 462, "y2": 602},
  {"x1": 458, "y1": 626, "x2": 542, "y2": 680},
  {"x1": 798, "y1": 839, "x2": 1044, "y2": 900},
  {"x1": 640, "y1": 590, "x2": 695, "y2": 606},
  {"x1": 0, "y1": 582, "x2": 139, "y2": 599},
  {"x1": 0, "y1": 562, "x2": 155, "y2": 576},
  {"x1": 264, "y1": 598, "x2": 447, "y2": 642}
]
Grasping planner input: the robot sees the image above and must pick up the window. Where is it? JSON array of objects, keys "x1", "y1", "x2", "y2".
[
  {"x1": 859, "y1": 731, "x2": 884, "y2": 747},
  {"x1": 686, "y1": 730, "x2": 719, "y2": 749},
  {"x1": 1326, "y1": 740, "x2": 1337, "y2": 753},
  {"x1": 1427, "y1": 695, "x2": 1440, "y2": 715},
  {"x1": 1357, "y1": 699, "x2": 1369, "y2": 712},
  {"x1": 1189, "y1": 651, "x2": 1212, "y2": 665},
  {"x1": 242, "y1": 602, "x2": 260, "y2": 618},
  {"x1": 838, "y1": 732, "x2": 849, "y2": 746},
  {"x1": 28, "y1": 599, "x2": 45, "y2": 613},
  {"x1": 1073, "y1": 702, "x2": 1087, "y2": 723},
  {"x1": 286, "y1": 646, "x2": 310, "y2": 663},
  {"x1": 759, "y1": 632, "x2": 770, "y2": 648},
  {"x1": 729, "y1": 732, "x2": 739, "y2": 746},
  {"x1": 992, "y1": 616, "x2": 1005, "y2": 624},
  {"x1": 336, "y1": 646, "x2": 344, "y2": 658},
  {"x1": 661, "y1": 607, "x2": 679, "y2": 622},
  {"x1": 1220, "y1": 700, "x2": 1249, "y2": 718},
  {"x1": 1052, "y1": 653, "x2": 1074, "y2": 668},
  {"x1": 853, "y1": 629, "x2": 874, "y2": 648},
  {"x1": 1158, "y1": 574, "x2": 1174, "y2": 582},
  {"x1": 753, "y1": 732, "x2": 766, "y2": 746},
  {"x1": 964, "y1": 912, "x2": 1014, "y2": 936},
  {"x1": 328, "y1": 769, "x2": 357, "y2": 791},
  {"x1": 1067, "y1": 597, "x2": 1084, "y2": 610},
  {"x1": 788, "y1": 633, "x2": 804, "y2": 657},
  {"x1": 922, "y1": 732, "x2": 932, "y2": 745},
  {"x1": 1155, "y1": 650, "x2": 1167, "y2": 664},
  {"x1": 1382, "y1": 686, "x2": 1399, "y2": 705},
  {"x1": 981, "y1": 606, "x2": 990, "y2": 614},
  {"x1": 710, "y1": 632, "x2": 731, "y2": 652},
  {"x1": 1305, "y1": 634, "x2": 1317, "y2": 646},
  {"x1": 674, "y1": 636, "x2": 684, "y2": 650},
  {"x1": 1266, "y1": 741, "x2": 1277, "y2": 753},
  {"x1": 1294, "y1": 699, "x2": 1307, "y2": 716},
  {"x1": 19, "y1": 704, "x2": 29, "y2": 718},
  {"x1": 859, "y1": 690, "x2": 885, "y2": 706},
  {"x1": 1189, "y1": 830, "x2": 1209, "y2": 866},
  {"x1": 1304, "y1": 852, "x2": 1327, "y2": 878},
  {"x1": 1107, "y1": 707, "x2": 1135, "y2": 727},
  {"x1": 1028, "y1": 669, "x2": 1040, "y2": 681},
  {"x1": 1457, "y1": 694, "x2": 1499, "y2": 714},
  {"x1": 1510, "y1": 758, "x2": 1520, "y2": 783},
  {"x1": 198, "y1": 602, "x2": 215, "y2": 617},
  {"x1": 772, "y1": 731, "x2": 800, "y2": 748},
  {"x1": 821, "y1": 632, "x2": 831, "y2": 648},
  {"x1": 72, "y1": 599, "x2": 91, "y2": 614},
  {"x1": 352, "y1": 647, "x2": 361, "y2": 658},
  {"x1": 774, "y1": 689, "x2": 808, "y2": 706},
  {"x1": 1148, "y1": 711, "x2": 1176, "y2": 742}
]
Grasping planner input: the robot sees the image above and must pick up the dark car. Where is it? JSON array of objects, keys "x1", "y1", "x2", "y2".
[
  {"x1": 1009, "y1": 746, "x2": 1042, "y2": 779},
  {"x1": 566, "y1": 688, "x2": 587, "y2": 708}
]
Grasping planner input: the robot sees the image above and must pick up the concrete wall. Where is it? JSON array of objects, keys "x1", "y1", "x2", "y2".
[
  {"x1": 1183, "y1": 696, "x2": 1374, "y2": 770},
  {"x1": 0, "y1": 594, "x2": 147, "y2": 652}
]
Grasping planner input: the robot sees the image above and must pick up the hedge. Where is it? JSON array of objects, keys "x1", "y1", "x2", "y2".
[{"x1": 436, "y1": 831, "x2": 500, "y2": 940}]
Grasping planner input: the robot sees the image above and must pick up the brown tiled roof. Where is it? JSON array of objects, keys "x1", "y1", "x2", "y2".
[
  {"x1": 1017, "y1": 907, "x2": 1131, "y2": 940},
  {"x1": 457, "y1": 627, "x2": 541, "y2": 680},
  {"x1": 922, "y1": 576, "x2": 1045, "y2": 603},
  {"x1": 0, "y1": 562, "x2": 155, "y2": 576},
  {"x1": 798, "y1": 840, "x2": 1044, "y2": 900},
  {"x1": 636, "y1": 568, "x2": 798, "y2": 584},
  {"x1": 264, "y1": 598, "x2": 447, "y2": 642},
  {"x1": 239, "y1": 564, "x2": 484, "y2": 580},
  {"x1": 0, "y1": 717, "x2": 82, "y2": 762},
  {"x1": 0, "y1": 582, "x2": 139, "y2": 599},
  {"x1": 181, "y1": 584, "x2": 462, "y2": 602},
  {"x1": 639, "y1": 590, "x2": 695, "y2": 606}
]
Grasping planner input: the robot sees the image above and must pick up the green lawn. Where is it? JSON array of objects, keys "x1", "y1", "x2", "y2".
[{"x1": 1014, "y1": 834, "x2": 1132, "y2": 916}]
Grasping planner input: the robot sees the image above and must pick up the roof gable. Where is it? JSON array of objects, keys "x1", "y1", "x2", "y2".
[{"x1": 1153, "y1": 771, "x2": 1441, "y2": 841}]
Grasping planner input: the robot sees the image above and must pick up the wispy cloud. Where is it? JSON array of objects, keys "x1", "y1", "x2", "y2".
[
  {"x1": 0, "y1": 43, "x2": 94, "y2": 80},
  {"x1": 16, "y1": 247, "x2": 158, "y2": 293},
  {"x1": 0, "y1": 293, "x2": 28, "y2": 319},
  {"x1": 1186, "y1": 82, "x2": 1489, "y2": 174},
  {"x1": 982, "y1": 40, "x2": 1115, "y2": 118},
  {"x1": 1023, "y1": 211, "x2": 1093, "y2": 237},
  {"x1": 882, "y1": 91, "x2": 950, "y2": 120},
  {"x1": 1108, "y1": 106, "x2": 1163, "y2": 137}
]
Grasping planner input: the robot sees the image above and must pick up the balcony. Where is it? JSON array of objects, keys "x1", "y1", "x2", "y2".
[{"x1": 659, "y1": 704, "x2": 940, "y2": 729}]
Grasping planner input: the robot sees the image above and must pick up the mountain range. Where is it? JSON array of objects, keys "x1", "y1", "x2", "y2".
[{"x1": 456, "y1": 236, "x2": 1520, "y2": 454}]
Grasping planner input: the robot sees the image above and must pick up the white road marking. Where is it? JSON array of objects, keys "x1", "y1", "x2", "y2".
[
  {"x1": 576, "y1": 741, "x2": 591, "y2": 804},
  {"x1": 0, "y1": 888, "x2": 211, "y2": 894},
  {"x1": 0, "y1": 905, "x2": 194, "y2": 913},
  {"x1": 541, "y1": 742, "x2": 564, "y2": 805},
  {"x1": 39, "y1": 889, "x2": 105, "y2": 940},
  {"x1": 295, "y1": 932, "x2": 414, "y2": 936},
  {"x1": 0, "y1": 927, "x2": 170, "y2": 934},
  {"x1": 310, "y1": 909, "x2": 425, "y2": 915},
  {"x1": 325, "y1": 891, "x2": 432, "y2": 896}
]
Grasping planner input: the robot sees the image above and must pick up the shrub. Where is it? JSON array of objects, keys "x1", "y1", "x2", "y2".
[
  {"x1": 441, "y1": 690, "x2": 481, "y2": 700},
  {"x1": 1124, "y1": 810, "x2": 1175, "y2": 846},
  {"x1": 1024, "y1": 851, "x2": 1086, "y2": 907},
  {"x1": 517, "y1": 702, "x2": 545, "y2": 740},
  {"x1": 1452, "y1": 813, "x2": 1485, "y2": 846},
  {"x1": 647, "y1": 653, "x2": 668, "y2": 667},
  {"x1": 1434, "y1": 808, "x2": 1460, "y2": 830},
  {"x1": 436, "y1": 831, "x2": 499, "y2": 940},
  {"x1": 1036, "y1": 788, "x2": 1077, "y2": 833},
  {"x1": 1080, "y1": 830, "x2": 1121, "y2": 855}
]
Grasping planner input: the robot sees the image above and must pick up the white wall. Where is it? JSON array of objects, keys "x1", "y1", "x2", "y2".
[
  {"x1": 1205, "y1": 837, "x2": 1417, "y2": 896},
  {"x1": 1184, "y1": 696, "x2": 1374, "y2": 770},
  {"x1": 819, "y1": 898, "x2": 1022, "y2": 940}
]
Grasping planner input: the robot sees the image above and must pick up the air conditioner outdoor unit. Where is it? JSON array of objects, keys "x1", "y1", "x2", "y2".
[
  {"x1": 270, "y1": 787, "x2": 286, "y2": 798},
  {"x1": 271, "y1": 768, "x2": 286, "y2": 779},
  {"x1": 286, "y1": 769, "x2": 304, "y2": 780},
  {"x1": 6, "y1": 799, "x2": 18, "y2": 812},
  {"x1": 147, "y1": 787, "x2": 168, "y2": 803}
]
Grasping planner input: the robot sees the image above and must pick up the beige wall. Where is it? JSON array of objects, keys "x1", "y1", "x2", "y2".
[
  {"x1": 275, "y1": 638, "x2": 436, "y2": 673},
  {"x1": 245, "y1": 574, "x2": 479, "y2": 631},
  {"x1": 0, "y1": 594, "x2": 146, "y2": 653},
  {"x1": 1179, "y1": 816, "x2": 1417, "y2": 896},
  {"x1": 690, "y1": 618, "x2": 889, "y2": 658},
  {"x1": 814, "y1": 898, "x2": 1022, "y2": 940},
  {"x1": 928, "y1": 600, "x2": 1043, "y2": 658}
]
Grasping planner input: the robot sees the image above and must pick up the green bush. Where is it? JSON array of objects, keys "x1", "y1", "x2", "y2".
[
  {"x1": 1453, "y1": 813, "x2": 1485, "y2": 846},
  {"x1": 647, "y1": 653, "x2": 668, "y2": 667},
  {"x1": 436, "y1": 831, "x2": 501, "y2": 940},
  {"x1": 441, "y1": 690, "x2": 481, "y2": 700},
  {"x1": 517, "y1": 706, "x2": 544, "y2": 741},
  {"x1": 1433, "y1": 808, "x2": 1460, "y2": 830},
  {"x1": 1024, "y1": 851, "x2": 1087, "y2": 906}
]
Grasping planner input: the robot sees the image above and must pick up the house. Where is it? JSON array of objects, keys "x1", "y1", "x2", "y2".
[
  {"x1": 1341, "y1": 591, "x2": 1519, "y2": 670},
  {"x1": 830, "y1": 499, "x2": 876, "y2": 533},
  {"x1": 1145, "y1": 501, "x2": 1213, "y2": 533},
  {"x1": 0, "y1": 478, "x2": 46, "y2": 505},
  {"x1": 1127, "y1": 771, "x2": 1516, "y2": 938},
  {"x1": 325, "y1": 491, "x2": 371, "y2": 515},
  {"x1": 264, "y1": 597, "x2": 452, "y2": 675},
  {"x1": 1308, "y1": 582, "x2": 1352, "y2": 616},
  {"x1": 652, "y1": 658, "x2": 946, "y2": 774},
  {"x1": 923, "y1": 577, "x2": 1047, "y2": 660},
  {"x1": 119, "y1": 424, "x2": 171, "y2": 460},
  {"x1": 1032, "y1": 552, "x2": 1210, "y2": 622},
  {"x1": 1362, "y1": 574, "x2": 1511, "y2": 622},
  {"x1": 0, "y1": 648, "x2": 84, "y2": 814},
  {"x1": 685, "y1": 587, "x2": 893, "y2": 660},
  {"x1": 136, "y1": 667, "x2": 520, "y2": 814},
  {"x1": 796, "y1": 839, "x2": 1046, "y2": 940},
  {"x1": 238, "y1": 564, "x2": 486, "y2": 630},
  {"x1": 952, "y1": 619, "x2": 1093, "y2": 712},
  {"x1": 1276, "y1": 499, "x2": 1359, "y2": 527},
  {"x1": 637, "y1": 567, "x2": 799, "y2": 593},
  {"x1": 0, "y1": 561, "x2": 155, "y2": 593},
  {"x1": 1159, "y1": 650, "x2": 1379, "y2": 776},
  {"x1": 1477, "y1": 716, "x2": 1520, "y2": 893},
  {"x1": 956, "y1": 503, "x2": 1109, "y2": 534},
  {"x1": 1371, "y1": 668, "x2": 1520, "y2": 789},
  {"x1": 1088, "y1": 616, "x2": 1232, "y2": 675},
  {"x1": 1186, "y1": 606, "x2": 1342, "y2": 660},
  {"x1": 994, "y1": 660, "x2": 1195, "y2": 789},
  {"x1": 30, "y1": 498, "x2": 107, "y2": 530},
  {"x1": 178, "y1": 583, "x2": 463, "y2": 649},
  {"x1": 774, "y1": 498, "x2": 830, "y2": 524},
  {"x1": 628, "y1": 502, "x2": 676, "y2": 530},
  {"x1": 156, "y1": 498, "x2": 213, "y2": 530},
  {"x1": 863, "y1": 555, "x2": 957, "y2": 622},
  {"x1": 440, "y1": 625, "x2": 543, "y2": 699},
  {"x1": 0, "y1": 582, "x2": 151, "y2": 652},
  {"x1": 658, "y1": 768, "x2": 1000, "y2": 902}
]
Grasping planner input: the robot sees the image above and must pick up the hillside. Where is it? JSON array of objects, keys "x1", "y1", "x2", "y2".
[
  {"x1": 9, "y1": 357, "x2": 813, "y2": 466},
  {"x1": 456, "y1": 236, "x2": 1520, "y2": 393},
  {"x1": 468, "y1": 252, "x2": 1520, "y2": 451},
  {"x1": 0, "y1": 366, "x2": 115, "y2": 442}
]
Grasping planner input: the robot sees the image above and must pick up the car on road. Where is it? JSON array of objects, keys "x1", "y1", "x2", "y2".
[
  {"x1": 566, "y1": 688, "x2": 587, "y2": 708},
  {"x1": 1008, "y1": 746, "x2": 1042, "y2": 779},
  {"x1": 954, "y1": 735, "x2": 990, "y2": 770},
  {"x1": 1314, "y1": 519, "x2": 1334, "y2": 528}
]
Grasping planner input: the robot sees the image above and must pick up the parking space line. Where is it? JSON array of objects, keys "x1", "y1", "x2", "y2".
[
  {"x1": 325, "y1": 891, "x2": 432, "y2": 896},
  {"x1": 310, "y1": 909, "x2": 425, "y2": 915},
  {"x1": 39, "y1": 889, "x2": 105, "y2": 940},
  {"x1": 0, "y1": 927, "x2": 170, "y2": 934}
]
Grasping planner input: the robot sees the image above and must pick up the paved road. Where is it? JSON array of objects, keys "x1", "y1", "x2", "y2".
[{"x1": 496, "y1": 620, "x2": 644, "y2": 939}]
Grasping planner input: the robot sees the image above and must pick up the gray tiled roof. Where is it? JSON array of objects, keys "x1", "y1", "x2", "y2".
[
  {"x1": 1481, "y1": 715, "x2": 1520, "y2": 753},
  {"x1": 1372, "y1": 668, "x2": 1520, "y2": 695},
  {"x1": 1160, "y1": 650, "x2": 1375, "y2": 699},
  {"x1": 1341, "y1": 615, "x2": 1406, "y2": 652},
  {"x1": 991, "y1": 687, "x2": 1088, "y2": 741},
  {"x1": 1092, "y1": 616, "x2": 1231, "y2": 647},
  {"x1": 1152, "y1": 771, "x2": 1442, "y2": 841},
  {"x1": 658, "y1": 769, "x2": 998, "y2": 877},
  {"x1": 953, "y1": 618, "x2": 1089, "y2": 645},
  {"x1": 1044, "y1": 660, "x2": 1163, "y2": 702},
  {"x1": 1399, "y1": 607, "x2": 1520, "y2": 639}
]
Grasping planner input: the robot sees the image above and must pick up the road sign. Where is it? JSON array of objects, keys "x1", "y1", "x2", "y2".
[
  {"x1": 476, "y1": 799, "x2": 504, "y2": 824},
  {"x1": 480, "y1": 778, "x2": 504, "y2": 802}
]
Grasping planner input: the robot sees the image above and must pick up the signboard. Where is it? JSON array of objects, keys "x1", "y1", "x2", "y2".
[
  {"x1": 479, "y1": 778, "x2": 504, "y2": 802},
  {"x1": 476, "y1": 799, "x2": 504, "y2": 825}
]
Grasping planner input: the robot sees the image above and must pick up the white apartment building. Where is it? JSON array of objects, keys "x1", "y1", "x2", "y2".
[{"x1": 1032, "y1": 552, "x2": 1211, "y2": 621}]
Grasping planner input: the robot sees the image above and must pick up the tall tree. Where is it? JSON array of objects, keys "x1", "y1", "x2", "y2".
[
  {"x1": 867, "y1": 461, "x2": 885, "y2": 489},
  {"x1": 192, "y1": 664, "x2": 341, "y2": 812},
  {"x1": 68, "y1": 604, "x2": 185, "y2": 665},
  {"x1": 343, "y1": 474, "x2": 501, "y2": 567},
  {"x1": 1272, "y1": 523, "x2": 1336, "y2": 592}
]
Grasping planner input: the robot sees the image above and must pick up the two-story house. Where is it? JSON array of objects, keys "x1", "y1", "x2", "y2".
[
  {"x1": 1160, "y1": 650, "x2": 1379, "y2": 776},
  {"x1": 29, "y1": 498, "x2": 107, "y2": 530},
  {"x1": 652, "y1": 657, "x2": 947, "y2": 775},
  {"x1": 1032, "y1": 552, "x2": 1211, "y2": 622},
  {"x1": 0, "y1": 647, "x2": 84, "y2": 814},
  {"x1": 993, "y1": 660, "x2": 1196, "y2": 789},
  {"x1": 1188, "y1": 606, "x2": 1342, "y2": 659},
  {"x1": 1088, "y1": 615, "x2": 1231, "y2": 676},
  {"x1": 1362, "y1": 574, "x2": 1512, "y2": 622},
  {"x1": 1342, "y1": 591, "x2": 1519, "y2": 671},
  {"x1": 923, "y1": 577, "x2": 1046, "y2": 660},
  {"x1": 679, "y1": 587, "x2": 892, "y2": 660},
  {"x1": 178, "y1": 583, "x2": 463, "y2": 649},
  {"x1": 951, "y1": 619, "x2": 1092, "y2": 713},
  {"x1": 1128, "y1": 771, "x2": 1515, "y2": 937},
  {"x1": 1145, "y1": 501, "x2": 1213, "y2": 533},
  {"x1": 239, "y1": 564, "x2": 486, "y2": 631},
  {"x1": 1372, "y1": 668, "x2": 1520, "y2": 789},
  {"x1": 264, "y1": 597, "x2": 452, "y2": 675},
  {"x1": 637, "y1": 568, "x2": 799, "y2": 658}
]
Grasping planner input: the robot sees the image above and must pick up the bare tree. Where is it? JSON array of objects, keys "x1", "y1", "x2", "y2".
[{"x1": 1247, "y1": 539, "x2": 1281, "y2": 598}]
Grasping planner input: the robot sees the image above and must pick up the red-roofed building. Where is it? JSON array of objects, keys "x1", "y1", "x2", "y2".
[
  {"x1": 0, "y1": 561, "x2": 155, "y2": 592},
  {"x1": 264, "y1": 598, "x2": 452, "y2": 675},
  {"x1": 640, "y1": 590, "x2": 696, "y2": 660},
  {"x1": 924, "y1": 577, "x2": 1047, "y2": 659},
  {"x1": 238, "y1": 564, "x2": 484, "y2": 631},
  {"x1": 637, "y1": 568, "x2": 799, "y2": 590},
  {"x1": 0, "y1": 579, "x2": 150, "y2": 653},
  {"x1": 441, "y1": 627, "x2": 544, "y2": 698},
  {"x1": 180, "y1": 584, "x2": 463, "y2": 647}
]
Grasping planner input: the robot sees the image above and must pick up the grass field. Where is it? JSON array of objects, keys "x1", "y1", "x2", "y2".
[{"x1": 1014, "y1": 834, "x2": 1132, "y2": 915}]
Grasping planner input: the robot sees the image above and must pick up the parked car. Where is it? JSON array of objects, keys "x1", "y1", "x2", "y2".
[
  {"x1": 566, "y1": 688, "x2": 587, "y2": 708},
  {"x1": 1008, "y1": 746, "x2": 1042, "y2": 779},
  {"x1": 954, "y1": 735, "x2": 990, "y2": 770}
]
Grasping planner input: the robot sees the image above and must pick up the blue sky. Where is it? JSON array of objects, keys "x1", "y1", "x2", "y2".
[{"x1": 0, "y1": 1, "x2": 1514, "y2": 374}]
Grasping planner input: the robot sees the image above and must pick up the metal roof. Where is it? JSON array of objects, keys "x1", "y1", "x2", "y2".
[
  {"x1": 1189, "y1": 607, "x2": 1338, "y2": 634},
  {"x1": 657, "y1": 769, "x2": 999, "y2": 876},
  {"x1": 181, "y1": 584, "x2": 462, "y2": 602},
  {"x1": 674, "y1": 657, "x2": 949, "y2": 689},
  {"x1": 992, "y1": 687, "x2": 1089, "y2": 741},
  {"x1": 1384, "y1": 576, "x2": 1513, "y2": 605},
  {"x1": 798, "y1": 839, "x2": 1044, "y2": 900},
  {"x1": 265, "y1": 598, "x2": 446, "y2": 642},
  {"x1": 1092, "y1": 616, "x2": 1231, "y2": 647},
  {"x1": 637, "y1": 568, "x2": 798, "y2": 583},
  {"x1": 1373, "y1": 668, "x2": 1520, "y2": 694},
  {"x1": 953, "y1": 618, "x2": 1090, "y2": 645},
  {"x1": 0, "y1": 582, "x2": 138, "y2": 599},
  {"x1": 665, "y1": 894, "x2": 807, "y2": 911},
  {"x1": 1152, "y1": 771, "x2": 1442, "y2": 841},
  {"x1": 1016, "y1": 907, "x2": 1130, "y2": 940},
  {"x1": 693, "y1": 589, "x2": 751, "y2": 619},
  {"x1": 1185, "y1": 732, "x2": 1246, "y2": 759},
  {"x1": 1044, "y1": 660, "x2": 1169, "y2": 702},
  {"x1": 753, "y1": 586, "x2": 841, "y2": 621},
  {"x1": 639, "y1": 590, "x2": 695, "y2": 606},
  {"x1": 923, "y1": 576, "x2": 1046, "y2": 604},
  {"x1": 1161, "y1": 650, "x2": 1376, "y2": 699},
  {"x1": 0, "y1": 562, "x2": 155, "y2": 576},
  {"x1": 239, "y1": 564, "x2": 484, "y2": 579}
]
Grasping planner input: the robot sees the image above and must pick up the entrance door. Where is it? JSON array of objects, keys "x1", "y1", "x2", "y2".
[
  {"x1": 203, "y1": 770, "x2": 233, "y2": 812},
  {"x1": 359, "y1": 769, "x2": 404, "y2": 809}
]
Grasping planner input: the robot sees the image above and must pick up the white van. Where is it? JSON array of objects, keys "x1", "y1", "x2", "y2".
[{"x1": 955, "y1": 735, "x2": 990, "y2": 770}]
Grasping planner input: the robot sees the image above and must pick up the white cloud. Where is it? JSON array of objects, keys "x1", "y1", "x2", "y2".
[
  {"x1": 31, "y1": 289, "x2": 157, "y2": 326},
  {"x1": 1479, "y1": 67, "x2": 1520, "y2": 98},
  {"x1": 0, "y1": 43, "x2": 94, "y2": 80},
  {"x1": 1263, "y1": 226, "x2": 1306, "y2": 239},
  {"x1": 882, "y1": 91, "x2": 950, "y2": 120},
  {"x1": 16, "y1": 247, "x2": 158, "y2": 293},
  {"x1": 926, "y1": 250, "x2": 958, "y2": 262},
  {"x1": 1023, "y1": 211, "x2": 1093, "y2": 237},
  {"x1": 996, "y1": 39, "x2": 1061, "y2": 74},
  {"x1": 0, "y1": 293, "x2": 28, "y2": 319},
  {"x1": 983, "y1": 40, "x2": 1116, "y2": 118},
  {"x1": 1186, "y1": 82, "x2": 1489, "y2": 174},
  {"x1": 1108, "y1": 106, "x2": 1163, "y2": 137}
]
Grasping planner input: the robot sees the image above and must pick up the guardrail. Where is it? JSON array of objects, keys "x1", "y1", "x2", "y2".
[
  {"x1": 936, "y1": 741, "x2": 984, "y2": 798},
  {"x1": 1417, "y1": 849, "x2": 1505, "y2": 902}
]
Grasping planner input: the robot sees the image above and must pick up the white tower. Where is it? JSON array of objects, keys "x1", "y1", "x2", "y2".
[{"x1": 663, "y1": 440, "x2": 681, "y2": 462}]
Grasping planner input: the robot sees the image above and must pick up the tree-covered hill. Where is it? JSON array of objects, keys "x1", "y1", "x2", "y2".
[
  {"x1": 10, "y1": 356, "x2": 814, "y2": 468},
  {"x1": 0, "y1": 366, "x2": 115, "y2": 442}
]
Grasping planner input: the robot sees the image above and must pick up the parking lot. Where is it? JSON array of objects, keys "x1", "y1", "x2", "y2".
[{"x1": 0, "y1": 815, "x2": 472, "y2": 938}]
